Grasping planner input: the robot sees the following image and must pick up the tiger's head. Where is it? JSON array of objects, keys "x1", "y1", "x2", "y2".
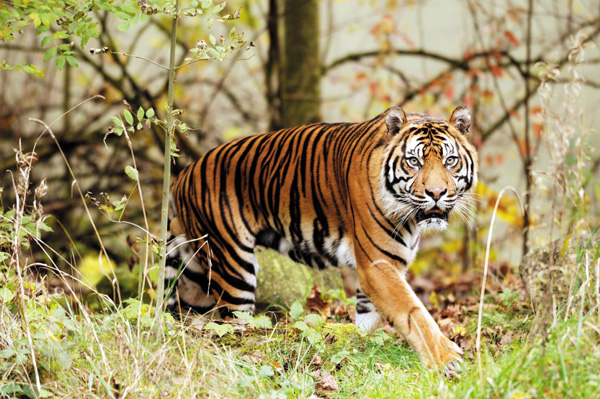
[{"x1": 380, "y1": 106, "x2": 478, "y2": 232}]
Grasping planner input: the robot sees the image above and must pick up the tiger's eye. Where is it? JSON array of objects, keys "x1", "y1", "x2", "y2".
[
  {"x1": 406, "y1": 157, "x2": 421, "y2": 168},
  {"x1": 445, "y1": 156, "x2": 458, "y2": 168}
]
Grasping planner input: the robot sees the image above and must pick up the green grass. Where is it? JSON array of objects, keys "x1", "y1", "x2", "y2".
[{"x1": 1, "y1": 283, "x2": 599, "y2": 399}]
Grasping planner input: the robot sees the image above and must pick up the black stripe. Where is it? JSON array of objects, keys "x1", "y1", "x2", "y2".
[{"x1": 359, "y1": 223, "x2": 407, "y2": 265}]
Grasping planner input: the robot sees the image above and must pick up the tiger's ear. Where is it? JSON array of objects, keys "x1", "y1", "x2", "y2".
[
  {"x1": 385, "y1": 106, "x2": 407, "y2": 136},
  {"x1": 449, "y1": 106, "x2": 471, "y2": 134}
]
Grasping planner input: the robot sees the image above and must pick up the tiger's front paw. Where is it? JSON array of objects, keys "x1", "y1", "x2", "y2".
[
  {"x1": 442, "y1": 358, "x2": 462, "y2": 379},
  {"x1": 419, "y1": 333, "x2": 463, "y2": 373}
]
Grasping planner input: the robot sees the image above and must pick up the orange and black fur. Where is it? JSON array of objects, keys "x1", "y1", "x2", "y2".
[{"x1": 166, "y1": 106, "x2": 478, "y2": 370}]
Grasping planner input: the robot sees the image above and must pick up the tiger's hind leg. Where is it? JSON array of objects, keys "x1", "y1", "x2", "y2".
[
  {"x1": 204, "y1": 240, "x2": 260, "y2": 319},
  {"x1": 165, "y1": 232, "x2": 260, "y2": 318},
  {"x1": 355, "y1": 287, "x2": 384, "y2": 332},
  {"x1": 166, "y1": 194, "x2": 260, "y2": 318},
  {"x1": 165, "y1": 217, "x2": 217, "y2": 315}
]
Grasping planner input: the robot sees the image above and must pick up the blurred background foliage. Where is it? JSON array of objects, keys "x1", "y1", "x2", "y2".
[{"x1": 1, "y1": 0, "x2": 600, "y2": 306}]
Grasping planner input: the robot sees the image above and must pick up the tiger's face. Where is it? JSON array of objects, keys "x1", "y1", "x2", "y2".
[{"x1": 380, "y1": 106, "x2": 478, "y2": 231}]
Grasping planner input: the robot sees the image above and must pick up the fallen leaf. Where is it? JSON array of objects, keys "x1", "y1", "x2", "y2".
[
  {"x1": 312, "y1": 354, "x2": 323, "y2": 368},
  {"x1": 500, "y1": 330, "x2": 514, "y2": 347},
  {"x1": 241, "y1": 350, "x2": 264, "y2": 364},
  {"x1": 340, "y1": 269, "x2": 357, "y2": 297},
  {"x1": 315, "y1": 371, "x2": 339, "y2": 393},
  {"x1": 306, "y1": 286, "x2": 331, "y2": 317}
]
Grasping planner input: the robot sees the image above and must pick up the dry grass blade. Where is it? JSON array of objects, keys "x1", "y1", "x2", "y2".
[
  {"x1": 8, "y1": 144, "x2": 42, "y2": 395},
  {"x1": 476, "y1": 186, "x2": 524, "y2": 384},
  {"x1": 29, "y1": 117, "x2": 122, "y2": 307}
]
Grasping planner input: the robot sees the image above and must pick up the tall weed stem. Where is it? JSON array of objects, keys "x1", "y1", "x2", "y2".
[
  {"x1": 154, "y1": 0, "x2": 179, "y2": 333},
  {"x1": 476, "y1": 186, "x2": 523, "y2": 384},
  {"x1": 9, "y1": 146, "x2": 42, "y2": 395}
]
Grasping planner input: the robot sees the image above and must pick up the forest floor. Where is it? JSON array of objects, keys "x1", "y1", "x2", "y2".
[{"x1": 2, "y1": 264, "x2": 600, "y2": 399}]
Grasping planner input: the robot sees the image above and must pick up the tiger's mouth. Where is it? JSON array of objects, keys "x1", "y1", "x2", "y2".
[{"x1": 416, "y1": 207, "x2": 449, "y2": 224}]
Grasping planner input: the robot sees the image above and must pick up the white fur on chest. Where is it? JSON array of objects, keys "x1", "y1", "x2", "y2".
[
  {"x1": 403, "y1": 225, "x2": 421, "y2": 266},
  {"x1": 334, "y1": 237, "x2": 357, "y2": 268}
]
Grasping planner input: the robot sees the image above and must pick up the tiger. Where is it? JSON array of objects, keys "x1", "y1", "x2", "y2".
[{"x1": 165, "y1": 105, "x2": 478, "y2": 370}]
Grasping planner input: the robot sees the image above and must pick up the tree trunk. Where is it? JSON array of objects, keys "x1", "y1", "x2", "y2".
[
  {"x1": 266, "y1": 0, "x2": 282, "y2": 131},
  {"x1": 280, "y1": 0, "x2": 321, "y2": 127}
]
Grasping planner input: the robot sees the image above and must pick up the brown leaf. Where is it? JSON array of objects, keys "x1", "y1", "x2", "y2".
[
  {"x1": 499, "y1": 330, "x2": 514, "y2": 347},
  {"x1": 438, "y1": 317, "x2": 456, "y2": 336},
  {"x1": 340, "y1": 269, "x2": 357, "y2": 297},
  {"x1": 532, "y1": 123, "x2": 543, "y2": 139},
  {"x1": 315, "y1": 371, "x2": 339, "y2": 394},
  {"x1": 330, "y1": 301, "x2": 348, "y2": 316},
  {"x1": 517, "y1": 138, "x2": 528, "y2": 158},
  {"x1": 504, "y1": 30, "x2": 521, "y2": 46},
  {"x1": 312, "y1": 354, "x2": 323, "y2": 368},
  {"x1": 411, "y1": 274, "x2": 435, "y2": 292},
  {"x1": 269, "y1": 360, "x2": 281, "y2": 369},
  {"x1": 306, "y1": 286, "x2": 331, "y2": 317},
  {"x1": 490, "y1": 64, "x2": 503, "y2": 77},
  {"x1": 241, "y1": 350, "x2": 264, "y2": 364}
]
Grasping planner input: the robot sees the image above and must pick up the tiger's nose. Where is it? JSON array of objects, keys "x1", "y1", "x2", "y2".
[{"x1": 425, "y1": 187, "x2": 447, "y2": 201}]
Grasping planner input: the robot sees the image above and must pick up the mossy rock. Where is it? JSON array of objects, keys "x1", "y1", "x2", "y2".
[
  {"x1": 94, "y1": 265, "x2": 140, "y2": 304},
  {"x1": 254, "y1": 246, "x2": 344, "y2": 310},
  {"x1": 519, "y1": 234, "x2": 599, "y2": 317},
  {"x1": 89, "y1": 247, "x2": 344, "y2": 312}
]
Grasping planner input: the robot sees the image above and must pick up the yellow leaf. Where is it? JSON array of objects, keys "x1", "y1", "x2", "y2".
[
  {"x1": 29, "y1": 13, "x2": 41, "y2": 27},
  {"x1": 146, "y1": 287, "x2": 156, "y2": 300},
  {"x1": 560, "y1": 233, "x2": 571, "y2": 256},
  {"x1": 476, "y1": 182, "x2": 524, "y2": 227},
  {"x1": 78, "y1": 253, "x2": 115, "y2": 286},
  {"x1": 410, "y1": 249, "x2": 438, "y2": 274},
  {"x1": 23, "y1": 282, "x2": 37, "y2": 292},
  {"x1": 429, "y1": 291, "x2": 440, "y2": 308},
  {"x1": 452, "y1": 325, "x2": 467, "y2": 337},
  {"x1": 441, "y1": 239, "x2": 463, "y2": 253}
]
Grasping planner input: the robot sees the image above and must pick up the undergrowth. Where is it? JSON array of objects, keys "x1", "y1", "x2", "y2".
[{"x1": 1, "y1": 281, "x2": 599, "y2": 398}]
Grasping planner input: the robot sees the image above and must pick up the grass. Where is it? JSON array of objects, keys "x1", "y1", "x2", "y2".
[{"x1": 1, "y1": 274, "x2": 600, "y2": 399}]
